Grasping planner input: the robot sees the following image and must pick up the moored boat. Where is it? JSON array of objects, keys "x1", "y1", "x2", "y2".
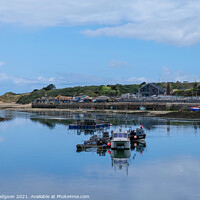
[
  {"x1": 190, "y1": 106, "x2": 200, "y2": 111},
  {"x1": 111, "y1": 129, "x2": 130, "y2": 150},
  {"x1": 129, "y1": 127, "x2": 146, "y2": 141}
]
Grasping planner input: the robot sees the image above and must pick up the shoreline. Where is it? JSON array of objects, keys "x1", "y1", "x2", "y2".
[{"x1": 0, "y1": 102, "x2": 200, "y2": 120}]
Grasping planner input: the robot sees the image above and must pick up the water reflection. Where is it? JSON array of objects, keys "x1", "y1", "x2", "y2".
[
  {"x1": 76, "y1": 129, "x2": 97, "y2": 135},
  {"x1": 77, "y1": 147, "x2": 108, "y2": 156},
  {"x1": 110, "y1": 141, "x2": 147, "y2": 174},
  {"x1": 0, "y1": 117, "x2": 12, "y2": 123},
  {"x1": 29, "y1": 112, "x2": 200, "y2": 132},
  {"x1": 131, "y1": 141, "x2": 146, "y2": 153},
  {"x1": 111, "y1": 149, "x2": 131, "y2": 174},
  {"x1": 0, "y1": 110, "x2": 200, "y2": 199},
  {"x1": 2, "y1": 109, "x2": 200, "y2": 132},
  {"x1": 30, "y1": 118, "x2": 73, "y2": 129},
  {"x1": 76, "y1": 140, "x2": 147, "y2": 174}
]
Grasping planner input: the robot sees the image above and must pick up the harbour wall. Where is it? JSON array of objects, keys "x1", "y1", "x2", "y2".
[{"x1": 32, "y1": 102, "x2": 200, "y2": 111}]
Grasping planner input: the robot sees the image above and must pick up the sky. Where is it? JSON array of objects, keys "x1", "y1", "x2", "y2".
[{"x1": 0, "y1": 0, "x2": 200, "y2": 94}]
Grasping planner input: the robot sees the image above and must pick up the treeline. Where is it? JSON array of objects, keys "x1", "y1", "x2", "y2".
[{"x1": 172, "y1": 82, "x2": 200, "y2": 96}]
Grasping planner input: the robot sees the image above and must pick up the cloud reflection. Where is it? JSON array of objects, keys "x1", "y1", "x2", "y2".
[{"x1": 0, "y1": 156, "x2": 199, "y2": 200}]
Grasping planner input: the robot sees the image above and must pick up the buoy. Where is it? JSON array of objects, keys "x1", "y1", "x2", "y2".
[
  {"x1": 134, "y1": 143, "x2": 137, "y2": 147},
  {"x1": 107, "y1": 142, "x2": 111, "y2": 146}
]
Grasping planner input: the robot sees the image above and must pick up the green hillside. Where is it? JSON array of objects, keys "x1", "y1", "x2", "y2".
[
  {"x1": 1, "y1": 81, "x2": 200, "y2": 104},
  {"x1": 0, "y1": 92, "x2": 26, "y2": 103},
  {"x1": 16, "y1": 84, "x2": 140, "y2": 104}
]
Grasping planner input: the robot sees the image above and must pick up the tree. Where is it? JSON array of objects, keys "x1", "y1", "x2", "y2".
[
  {"x1": 193, "y1": 82, "x2": 198, "y2": 96},
  {"x1": 166, "y1": 82, "x2": 170, "y2": 95},
  {"x1": 43, "y1": 84, "x2": 56, "y2": 91},
  {"x1": 140, "y1": 82, "x2": 146, "y2": 86}
]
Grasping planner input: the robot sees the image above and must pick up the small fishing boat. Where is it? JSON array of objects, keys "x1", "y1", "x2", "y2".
[
  {"x1": 111, "y1": 129, "x2": 130, "y2": 150},
  {"x1": 140, "y1": 106, "x2": 146, "y2": 111},
  {"x1": 76, "y1": 132, "x2": 111, "y2": 152},
  {"x1": 129, "y1": 127, "x2": 146, "y2": 141},
  {"x1": 190, "y1": 106, "x2": 200, "y2": 111}
]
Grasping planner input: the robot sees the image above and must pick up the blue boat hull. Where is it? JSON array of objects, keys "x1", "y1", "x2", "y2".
[
  {"x1": 69, "y1": 124, "x2": 110, "y2": 129},
  {"x1": 190, "y1": 108, "x2": 200, "y2": 111}
]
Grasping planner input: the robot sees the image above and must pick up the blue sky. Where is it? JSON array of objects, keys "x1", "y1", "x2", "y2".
[{"x1": 0, "y1": 0, "x2": 200, "y2": 94}]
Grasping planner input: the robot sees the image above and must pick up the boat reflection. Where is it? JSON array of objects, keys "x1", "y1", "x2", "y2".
[
  {"x1": 111, "y1": 149, "x2": 131, "y2": 174},
  {"x1": 131, "y1": 141, "x2": 146, "y2": 153},
  {"x1": 76, "y1": 147, "x2": 107, "y2": 156},
  {"x1": 0, "y1": 117, "x2": 13, "y2": 123},
  {"x1": 76, "y1": 139, "x2": 147, "y2": 174},
  {"x1": 110, "y1": 141, "x2": 146, "y2": 174},
  {"x1": 76, "y1": 129, "x2": 96, "y2": 135}
]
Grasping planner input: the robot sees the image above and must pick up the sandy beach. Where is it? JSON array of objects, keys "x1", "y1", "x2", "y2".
[{"x1": 0, "y1": 102, "x2": 32, "y2": 110}]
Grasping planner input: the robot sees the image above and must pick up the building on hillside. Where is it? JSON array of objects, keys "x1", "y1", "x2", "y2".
[
  {"x1": 93, "y1": 96, "x2": 109, "y2": 103},
  {"x1": 138, "y1": 83, "x2": 165, "y2": 96}
]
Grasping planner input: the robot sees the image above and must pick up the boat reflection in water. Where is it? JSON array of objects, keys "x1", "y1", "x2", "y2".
[
  {"x1": 131, "y1": 141, "x2": 146, "y2": 153},
  {"x1": 110, "y1": 149, "x2": 131, "y2": 174},
  {"x1": 76, "y1": 138, "x2": 147, "y2": 174},
  {"x1": 77, "y1": 147, "x2": 108, "y2": 156},
  {"x1": 110, "y1": 141, "x2": 146, "y2": 174}
]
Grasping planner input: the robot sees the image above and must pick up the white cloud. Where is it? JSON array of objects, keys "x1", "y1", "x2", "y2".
[
  {"x1": 0, "y1": 68, "x2": 196, "y2": 93},
  {"x1": 83, "y1": 22, "x2": 200, "y2": 46},
  {"x1": 0, "y1": 73, "x2": 56, "y2": 85},
  {"x1": 0, "y1": 61, "x2": 5, "y2": 67},
  {"x1": 57, "y1": 73, "x2": 148, "y2": 85},
  {"x1": 37, "y1": 76, "x2": 55, "y2": 83},
  {"x1": 0, "y1": 73, "x2": 10, "y2": 81},
  {"x1": 0, "y1": 72, "x2": 150, "y2": 92},
  {"x1": 127, "y1": 76, "x2": 149, "y2": 84},
  {"x1": 109, "y1": 60, "x2": 130, "y2": 68},
  {"x1": 161, "y1": 66, "x2": 198, "y2": 82},
  {"x1": 0, "y1": 0, "x2": 200, "y2": 45}
]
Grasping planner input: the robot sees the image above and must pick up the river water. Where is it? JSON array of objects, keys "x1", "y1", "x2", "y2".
[{"x1": 0, "y1": 110, "x2": 200, "y2": 200}]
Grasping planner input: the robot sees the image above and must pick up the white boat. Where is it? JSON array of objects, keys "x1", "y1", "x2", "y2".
[{"x1": 111, "y1": 129, "x2": 130, "y2": 149}]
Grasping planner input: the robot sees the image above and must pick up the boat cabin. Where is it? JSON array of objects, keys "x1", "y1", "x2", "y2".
[
  {"x1": 136, "y1": 128, "x2": 145, "y2": 135},
  {"x1": 111, "y1": 129, "x2": 130, "y2": 150},
  {"x1": 113, "y1": 132, "x2": 129, "y2": 140}
]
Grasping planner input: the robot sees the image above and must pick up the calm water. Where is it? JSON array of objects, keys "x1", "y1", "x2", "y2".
[{"x1": 0, "y1": 110, "x2": 200, "y2": 200}]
